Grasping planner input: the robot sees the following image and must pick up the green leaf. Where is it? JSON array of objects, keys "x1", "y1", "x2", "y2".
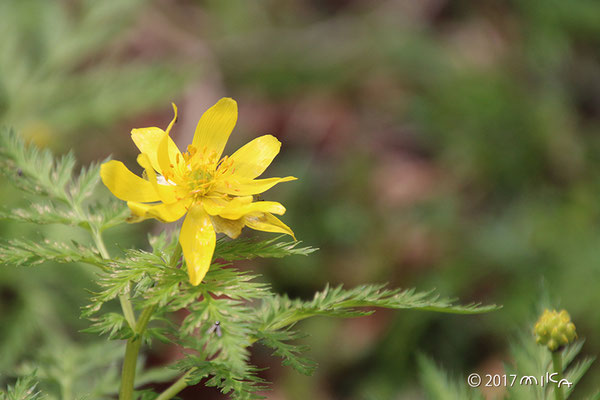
[
  {"x1": 0, "y1": 374, "x2": 45, "y2": 400},
  {"x1": 215, "y1": 236, "x2": 317, "y2": 261},
  {"x1": 71, "y1": 161, "x2": 103, "y2": 205},
  {"x1": 0, "y1": 129, "x2": 128, "y2": 232},
  {"x1": 11, "y1": 336, "x2": 178, "y2": 400},
  {"x1": 15, "y1": 339, "x2": 122, "y2": 400},
  {"x1": 87, "y1": 198, "x2": 129, "y2": 232},
  {"x1": 0, "y1": 202, "x2": 84, "y2": 227},
  {"x1": 0, "y1": 238, "x2": 105, "y2": 268},
  {"x1": 256, "y1": 284, "x2": 499, "y2": 332},
  {"x1": 178, "y1": 359, "x2": 267, "y2": 400},
  {"x1": 565, "y1": 356, "x2": 595, "y2": 399},
  {"x1": 257, "y1": 330, "x2": 317, "y2": 376},
  {"x1": 81, "y1": 312, "x2": 133, "y2": 340},
  {"x1": 0, "y1": 128, "x2": 74, "y2": 204},
  {"x1": 180, "y1": 296, "x2": 254, "y2": 376}
]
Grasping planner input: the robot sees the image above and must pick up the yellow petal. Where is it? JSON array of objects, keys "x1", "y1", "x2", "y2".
[
  {"x1": 131, "y1": 127, "x2": 182, "y2": 174},
  {"x1": 100, "y1": 160, "x2": 160, "y2": 202},
  {"x1": 157, "y1": 132, "x2": 176, "y2": 181},
  {"x1": 226, "y1": 135, "x2": 281, "y2": 179},
  {"x1": 201, "y1": 196, "x2": 252, "y2": 216},
  {"x1": 137, "y1": 153, "x2": 178, "y2": 204},
  {"x1": 212, "y1": 176, "x2": 297, "y2": 196},
  {"x1": 166, "y1": 103, "x2": 178, "y2": 134},
  {"x1": 210, "y1": 215, "x2": 245, "y2": 239},
  {"x1": 127, "y1": 199, "x2": 190, "y2": 223},
  {"x1": 216, "y1": 200, "x2": 286, "y2": 220},
  {"x1": 192, "y1": 98, "x2": 237, "y2": 162},
  {"x1": 243, "y1": 212, "x2": 295, "y2": 239},
  {"x1": 179, "y1": 204, "x2": 216, "y2": 286},
  {"x1": 155, "y1": 103, "x2": 185, "y2": 182}
]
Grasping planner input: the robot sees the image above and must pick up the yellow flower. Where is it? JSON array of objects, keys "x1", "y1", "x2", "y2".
[{"x1": 101, "y1": 98, "x2": 296, "y2": 285}]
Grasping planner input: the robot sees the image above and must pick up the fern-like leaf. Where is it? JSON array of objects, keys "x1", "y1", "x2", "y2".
[
  {"x1": 0, "y1": 129, "x2": 128, "y2": 232},
  {"x1": 256, "y1": 284, "x2": 499, "y2": 332},
  {"x1": 258, "y1": 330, "x2": 317, "y2": 376},
  {"x1": 215, "y1": 236, "x2": 317, "y2": 261},
  {"x1": 0, "y1": 375, "x2": 45, "y2": 400},
  {"x1": 0, "y1": 238, "x2": 105, "y2": 268}
]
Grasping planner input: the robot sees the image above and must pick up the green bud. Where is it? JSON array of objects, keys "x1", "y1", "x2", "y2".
[{"x1": 534, "y1": 309, "x2": 577, "y2": 352}]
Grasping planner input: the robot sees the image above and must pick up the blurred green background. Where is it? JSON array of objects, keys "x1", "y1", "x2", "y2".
[{"x1": 2, "y1": 0, "x2": 600, "y2": 398}]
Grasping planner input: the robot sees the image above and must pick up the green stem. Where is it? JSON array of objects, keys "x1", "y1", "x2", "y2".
[
  {"x1": 91, "y1": 229, "x2": 110, "y2": 259},
  {"x1": 155, "y1": 370, "x2": 194, "y2": 400},
  {"x1": 119, "y1": 243, "x2": 181, "y2": 400},
  {"x1": 552, "y1": 351, "x2": 565, "y2": 400},
  {"x1": 60, "y1": 376, "x2": 72, "y2": 400},
  {"x1": 91, "y1": 228, "x2": 136, "y2": 329},
  {"x1": 119, "y1": 305, "x2": 156, "y2": 400},
  {"x1": 88, "y1": 227, "x2": 143, "y2": 400},
  {"x1": 89, "y1": 225, "x2": 182, "y2": 399},
  {"x1": 119, "y1": 338, "x2": 142, "y2": 400},
  {"x1": 119, "y1": 296, "x2": 137, "y2": 330},
  {"x1": 152, "y1": 243, "x2": 189, "y2": 400}
]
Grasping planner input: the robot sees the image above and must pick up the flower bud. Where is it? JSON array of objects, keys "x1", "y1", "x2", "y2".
[{"x1": 534, "y1": 309, "x2": 577, "y2": 352}]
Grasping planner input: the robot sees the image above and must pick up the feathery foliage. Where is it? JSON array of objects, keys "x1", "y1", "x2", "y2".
[
  {"x1": 0, "y1": 375, "x2": 45, "y2": 400},
  {"x1": 256, "y1": 330, "x2": 317, "y2": 376},
  {"x1": 0, "y1": 238, "x2": 104, "y2": 268},
  {"x1": 6, "y1": 339, "x2": 177, "y2": 400},
  {"x1": 215, "y1": 236, "x2": 317, "y2": 261},
  {"x1": 0, "y1": 128, "x2": 128, "y2": 237},
  {"x1": 0, "y1": 129, "x2": 499, "y2": 399}
]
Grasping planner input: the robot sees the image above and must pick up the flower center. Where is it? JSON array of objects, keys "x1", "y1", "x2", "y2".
[
  {"x1": 187, "y1": 168, "x2": 214, "y2": 198},
  {"x1": 180, "y1": 145, "x2": 220, "y2": 199},
  {"x1": 167, "y1": 144, "x2": 237, "y2": 200}
]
